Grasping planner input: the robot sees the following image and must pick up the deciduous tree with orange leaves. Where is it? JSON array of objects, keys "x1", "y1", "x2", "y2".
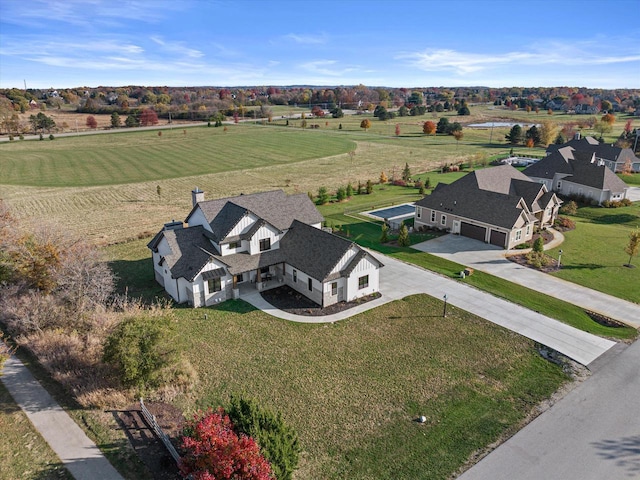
[{"x1": 423, "y1": 121, "x2": 436, "y2": 135}]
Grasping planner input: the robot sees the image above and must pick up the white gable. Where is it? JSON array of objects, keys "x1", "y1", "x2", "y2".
[{"x1": 187, "y1": 206, "x2": 212, "y2": 232}]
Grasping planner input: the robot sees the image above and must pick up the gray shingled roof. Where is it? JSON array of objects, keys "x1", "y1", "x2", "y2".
[
  {"x1": 415, "y1": 165, "x2": 548, "y2": 229},
  {"x1": 208, "y1": 202, "x2": 249, "y2": 243},
  {"x1": 564, "y1": 160, "x2": 629, "y2": 191},
  {"x1": 523, "y1": 150, "x2": 574, "y2": 179},
  {"x1": 152, "y1": 190, "x2": 383, "y2": 284},
  {"x1": 190, "y1": 190, "x2": 324, "y2": 235},
  {"x1": 471, "y1": 164, "x2": 534, "y2": 194},
  {"x1": 416, "y1": 187, "x2": 531, "y2": 229},
  {"x1": 525, "y1": 147, "x2": 629, "y2": 191},
  {"x1": 158, "y1": 226, "x2": 217, "y2": 281},
  {"x1": 213, "y1": 248, "x2": 286, "y2": 276},
  {"x1": 547, "y1": 136, "x2": 640, "y2": 165},
  {"x1": 280, "y1": 220, "x2": 382, "y2": 281}
]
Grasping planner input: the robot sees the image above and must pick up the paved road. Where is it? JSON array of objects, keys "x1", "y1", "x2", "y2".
[
  {"x1": 1, "y1": 354, "x2": 124, "y2": 480},
  {"x1": 413, "y1": 235, "x2": 640, "y2": 328},
  {"x1": 457, "y1": 338, "x2": 640, "y2": 480},
  {"x1": 245, "y1": 250, "x2": 615, "y2": 366}
]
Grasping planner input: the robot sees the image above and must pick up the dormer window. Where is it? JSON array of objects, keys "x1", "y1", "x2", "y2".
[
  {"x1": 259, "y1": 238, "x2": 271, "y2": 251},
  {"x1": 228, "y1": 241, "x2": 240, "y2": 249}
]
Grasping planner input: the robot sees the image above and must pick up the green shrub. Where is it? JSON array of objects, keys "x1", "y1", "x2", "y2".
[
  {"x1": 228, "y1": 394, "x2": 300, "y2": 480},
  {"x1": 515, "y1": 242, "x2": 531, "y2": 250},
  {"x1": 49, "y1": 134, "x2": 55, "y2": 140},
  {"x1": 621, "y1": 198, "x2": 632, "y2": 207},
  {"x1": 103, "y1": 315, "x2": 177, "y2": 390},
  {"x1": 526, "y1": 251, "x2": 550, "y2": 269},
  {"x1": 533, "y1": 236, "x2": 544, "y2": 253},
  {"x1": 602, "y1": 200, "x2": 611, "y2": 208},
  {"x1": 560, "y1": 200, "x2": 578, "y2": 215}
]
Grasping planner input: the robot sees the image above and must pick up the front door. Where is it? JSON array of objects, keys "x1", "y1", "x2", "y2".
[{"x1": 452, "y1": 220, "x2": 461, "y2": 234}]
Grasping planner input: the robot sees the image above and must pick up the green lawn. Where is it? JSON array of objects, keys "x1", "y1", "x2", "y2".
[
  {"x1": 547, "y1": 203, "x2": 640, "y2": 303},
  {"x1": 0, "y1": 381, "x2": 73, "y2": 479},
  {"x1": 0, "y1": 126, "x2": 355, "y2": 187},
  {"x1": 317, "y1": 197, "x2": 637, "y2": 340},
  {"x1": 620, "y1": 173, "x2": 640, "y2": 185},
  {"x1": 163, "y1": 295, "x2": 568, "y2": 480}
]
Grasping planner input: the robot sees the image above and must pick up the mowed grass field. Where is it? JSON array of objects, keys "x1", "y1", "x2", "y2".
[
  {"x1": 0, "y1": 126, "x2": 356, "y2": 187},
  {"x1": 1, "y1": 104, "x2": 637, "y2": 244}
]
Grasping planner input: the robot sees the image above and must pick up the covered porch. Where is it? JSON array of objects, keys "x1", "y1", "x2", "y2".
[{"x1": 231, "y1": 262, "x2": 286, "y2": 299}]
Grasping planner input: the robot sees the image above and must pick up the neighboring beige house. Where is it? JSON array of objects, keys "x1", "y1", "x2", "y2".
[
  {"x1": 414, "y1": 165, "x2": 561, "y2": 249},
  {"x1": 148, "y1": 189, "x2": 383, "y2": 308},
  {"x1": 524, "y1": 145, "x2": 629, "y2": 204},
  {"x1": 546, "y1": 135, "x2": 640, "y2": 173}
]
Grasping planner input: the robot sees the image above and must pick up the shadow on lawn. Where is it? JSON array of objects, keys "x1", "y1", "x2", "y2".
[
  {"x1": 586, "y1": 213, "x2": 639, "y2": 225},
  {"x1": 559, "y1": 263, "x2": 606, "y2": 271}
]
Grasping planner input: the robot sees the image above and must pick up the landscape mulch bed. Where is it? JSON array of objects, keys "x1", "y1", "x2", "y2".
[
  {"x1": 261, "y1": 284, "x2": 381, "y2": 316},
  {"x1": 115, "y1": 402, "x2": 185, "y2": 479},
  {"x1": 508, "y1": 253, "x2": 559, "y2": 274}
]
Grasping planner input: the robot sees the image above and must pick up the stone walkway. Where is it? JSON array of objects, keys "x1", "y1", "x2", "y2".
[{"x1": 1, "y1": 353, "x2": 124, "y2": 480}]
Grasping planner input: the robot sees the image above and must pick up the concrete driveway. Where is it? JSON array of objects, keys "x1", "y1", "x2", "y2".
[
  {"x1": 457, "y1": 338, "x2": 640, "y2": 480},
  {"x1": 245, "y1": 250, "x2": 615, "y2": 366},
  {"x1": 413, "y1": 235, "x2": 640, "y2": 328},
  {"x1": 626, "y1": 187, "x2": 640, "y2": 202}
]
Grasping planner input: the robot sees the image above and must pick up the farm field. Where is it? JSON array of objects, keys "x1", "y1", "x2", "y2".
[{"x1": 1, "y1": 104, "x2": 637, "y2": 244}]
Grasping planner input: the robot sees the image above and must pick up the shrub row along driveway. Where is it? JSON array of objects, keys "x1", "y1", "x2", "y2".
[
  {"x1": 413, "y1": 234, "x2": 640, "y2": 328},
  {"x1": 245, "y1": 249, "x2": 615, "y2": 367}
]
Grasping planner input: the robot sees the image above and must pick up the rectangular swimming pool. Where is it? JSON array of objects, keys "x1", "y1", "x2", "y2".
[{"x1": 368, "y1": 204, "x2": 415, "y2": 219}]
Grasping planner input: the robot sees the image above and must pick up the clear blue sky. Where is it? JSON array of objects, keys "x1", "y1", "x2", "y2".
[{"x1": 1, "y1": 0, "x2": 639, "y2": 89}]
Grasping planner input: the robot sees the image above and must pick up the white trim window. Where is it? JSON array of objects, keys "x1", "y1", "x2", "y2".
[
  {"x1": 293, "y1": 269, "x2": 297, "y2": 283},
  {"x1": 417, "y1": 207, "x2": 421, "y2": 219},
  {"x1": 441, "y1": 214, "x2": 447, "y2": 226},
  {"x1": 207, "y1": 277, "x2": 221, "y2": 293},
  {"x1": 259, "y1": 238, "x2": 271, "y2": 251},
  {"x1": 331, "y1": 282, "x2": 338, "y2": 296},
  {"x1": 515, "y1": 229, "x2": 522, "y2": 241},
  {"x1": 526, "y1": 225, "x2": 531, "y2": 236},
  {"x1": 431, "y1": 210, "x2": 436, "y2": 222},
  {"x1": 358, "y1": 275, "x2": 369, "y2": 289}
]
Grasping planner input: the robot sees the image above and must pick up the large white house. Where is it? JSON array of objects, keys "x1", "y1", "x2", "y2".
[{"x1": 148, "y1": 189, "x2": 383, "y2": 308}]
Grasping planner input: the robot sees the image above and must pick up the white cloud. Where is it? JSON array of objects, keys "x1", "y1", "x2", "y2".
[
  {"x1": 399, "y1": 42, "x2": 640, "y2": 75},
  {"x1": 284, "y1": 33, "x2": 328, "y2": 45},
  {"x1": 300, "y1": 60, "x2": 358, "y2": 77},
  {"x1": 150, "y1": 36, "x2": 204, "y2": 58}
]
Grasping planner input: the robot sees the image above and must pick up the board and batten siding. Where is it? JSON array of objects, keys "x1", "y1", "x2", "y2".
[
  {"x1": 227, "y1": 212, "x2": 258, "y2": 238},
  {"x1": 328, "y1": 246, "x2": 358, "y2": 276},
  {"x1": 248, "y1": 224, "x2": 281, "y2": 254},
  {"x1": 345, "y1": 256, "x2": 379, "y2": 301},
  {"x1": 283, "y1": 264, "x2": 323, "y2": 306}
]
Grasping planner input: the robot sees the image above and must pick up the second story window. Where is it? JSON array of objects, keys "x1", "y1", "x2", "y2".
[{"x1": 259, "y1": 238, "x2": 271, "y2": 251}]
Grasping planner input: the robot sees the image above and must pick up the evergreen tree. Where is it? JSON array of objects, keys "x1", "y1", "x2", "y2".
[
  {"x1": 506, "y1": 124, "x2": 524, "y2": 144},
  {"x1": 380, "y1": 223, "x2": 389, "y2": 243},
  {"x1": 402, "y1": 163, "x2": 411, "y2": 182},
  {"x1": 397, "y1": 222, "x2": 410, "y2": 247}
]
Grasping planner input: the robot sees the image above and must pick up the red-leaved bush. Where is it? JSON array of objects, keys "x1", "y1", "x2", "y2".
[{"x1": 180, "y1": 407, "x2": 273, "y2": 480}]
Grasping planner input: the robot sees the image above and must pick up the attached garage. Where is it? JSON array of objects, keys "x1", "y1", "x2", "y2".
[
  {"x1": 460, "y1": 222, "x2": 486, "y2": 242},
  {"x1": 489, "y1": 230, "x2": 507, "y2": 248}
]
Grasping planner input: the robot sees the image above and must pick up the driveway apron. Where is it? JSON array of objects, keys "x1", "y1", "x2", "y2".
[{"x1": 413, "y1": 235, "x2": 640, "y2": 328}]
